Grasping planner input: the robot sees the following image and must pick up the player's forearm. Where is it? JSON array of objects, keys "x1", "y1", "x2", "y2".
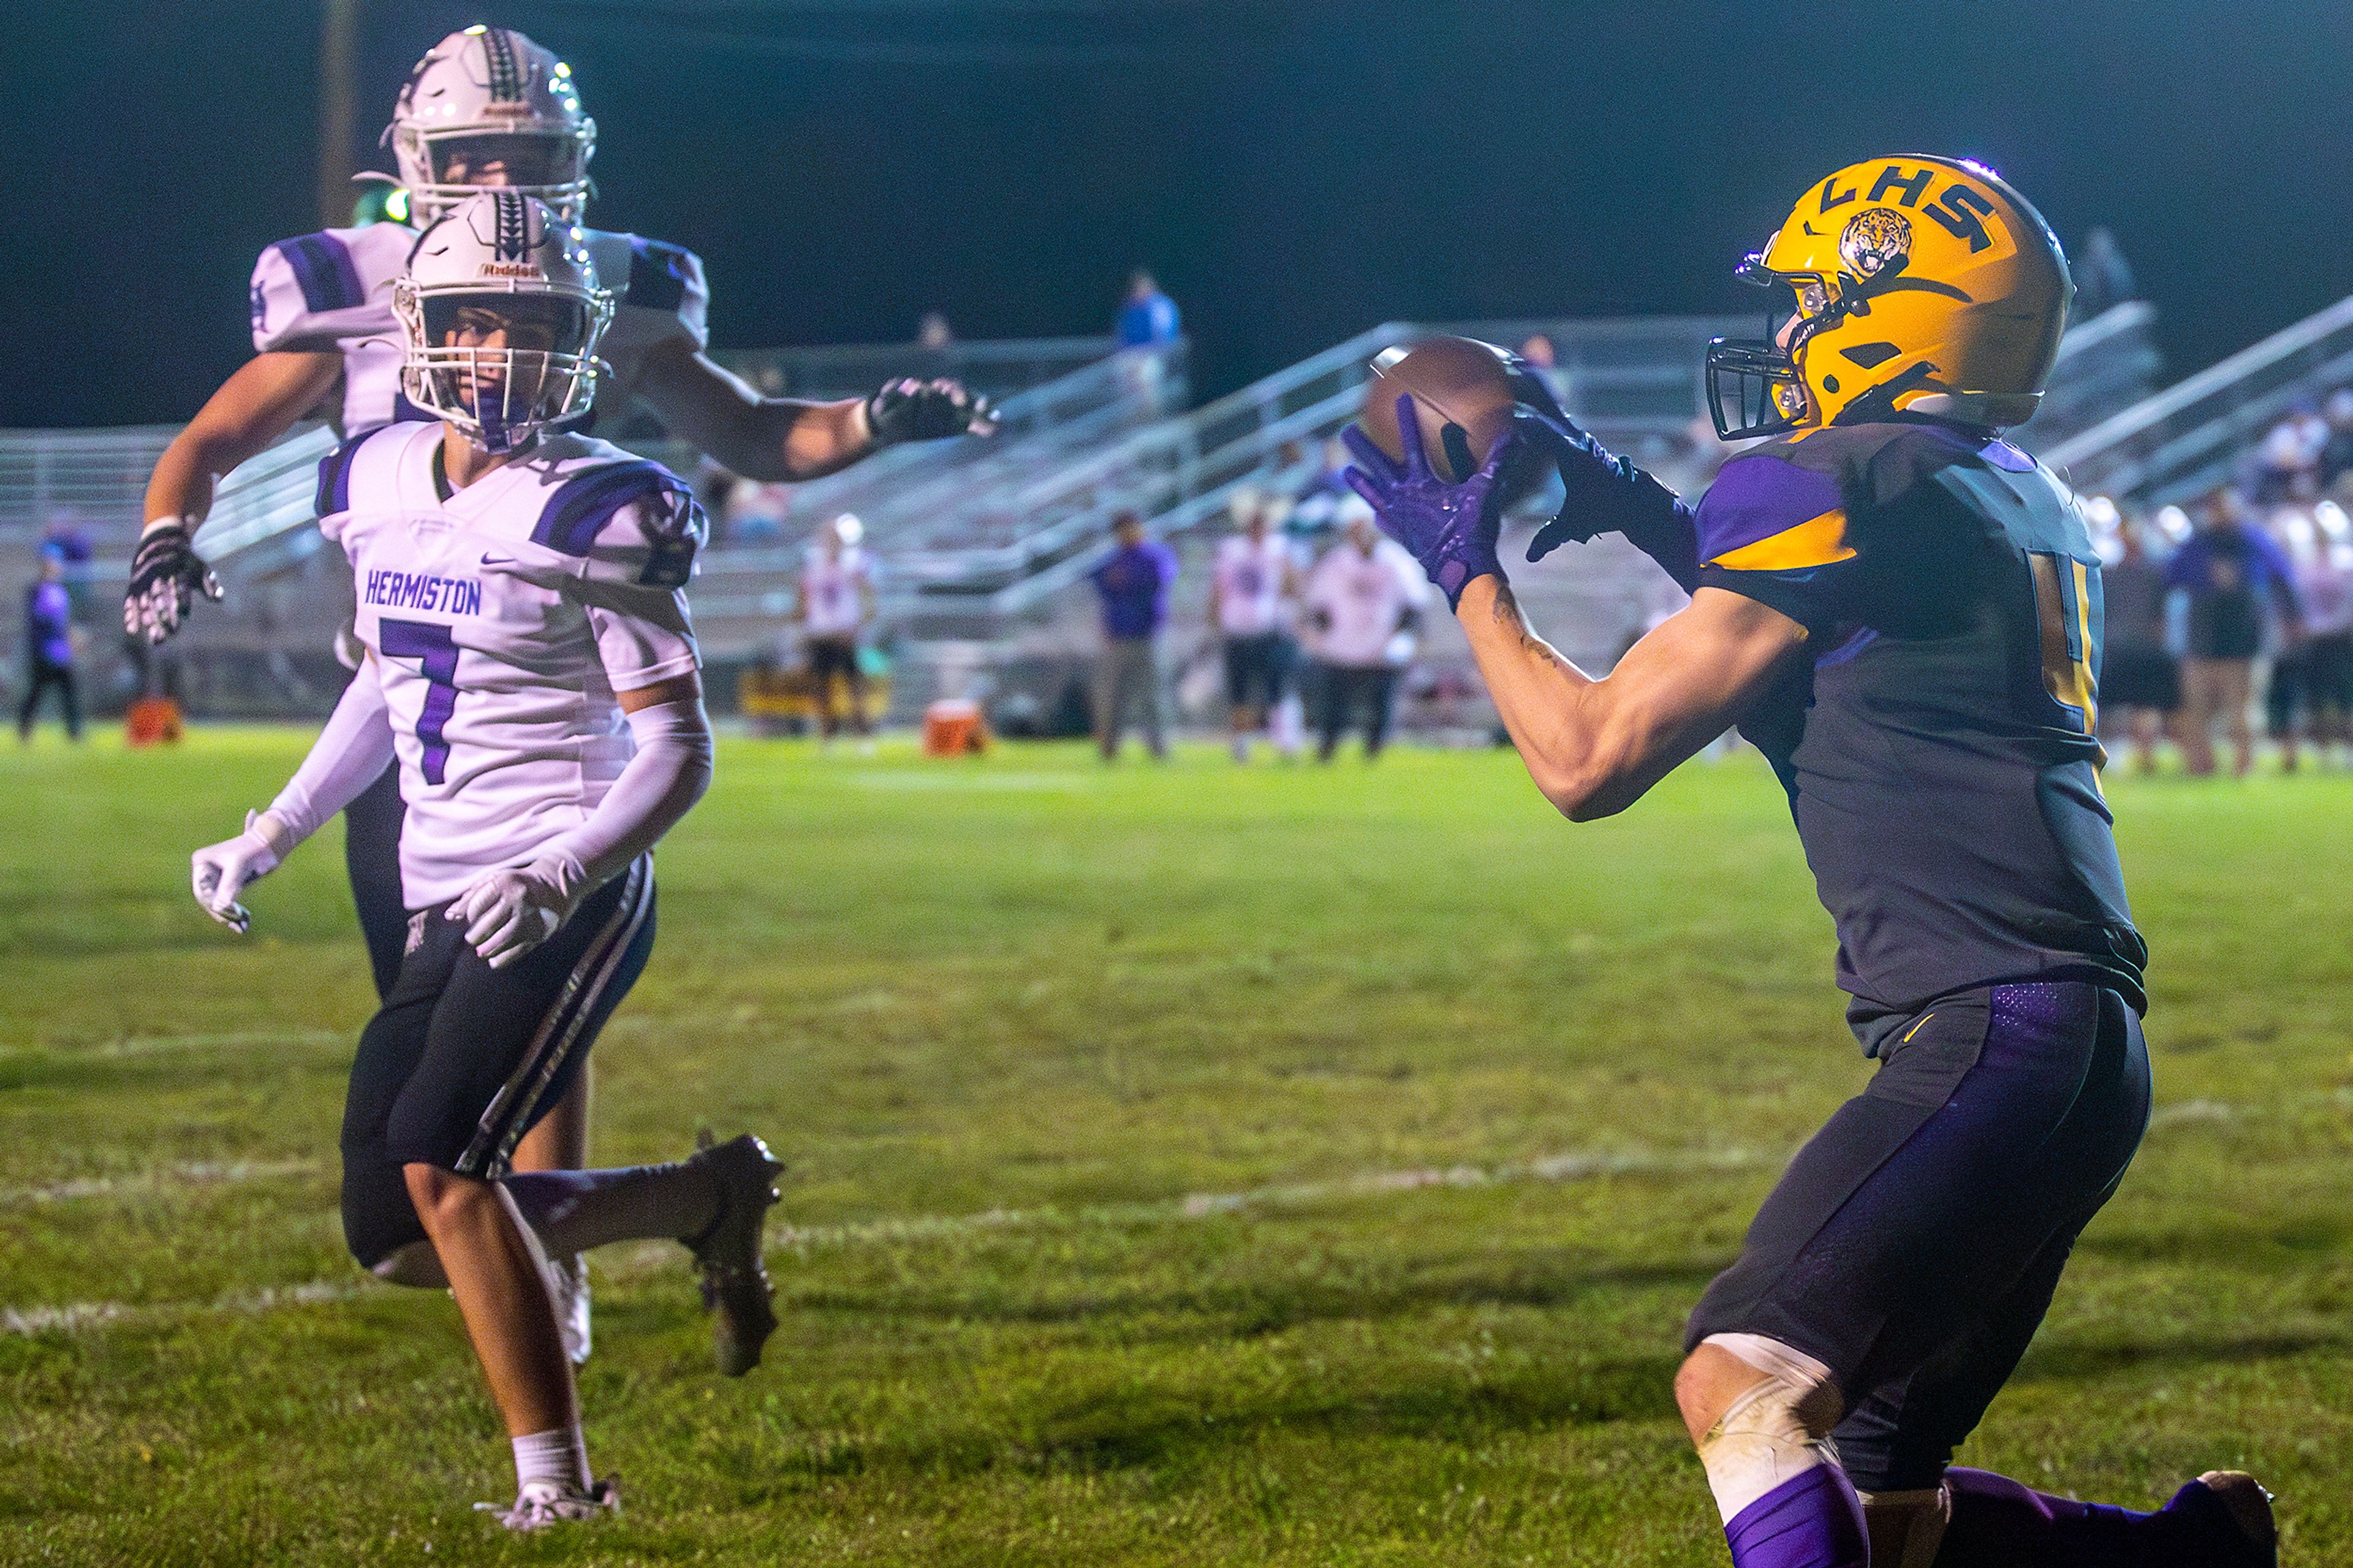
[
  {"x1": 143, "y1": 352, "x2": 341, "y2": 530},
  {"x1": 256, "y1": 673, "x2": 396, "y2": 854},
  {"x1": 539, "y1": 697, "x2": 714, "y2": 890},
  {"x1": 1455, "y1": 577, "x2": 1628, "y2": 817}
]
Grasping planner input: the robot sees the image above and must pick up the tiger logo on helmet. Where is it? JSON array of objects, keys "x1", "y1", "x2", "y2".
[
  {"x1": 1838, "y1": 209, "x2": 1911, "y2": 279},
  {"x1": 1705, "y1": 156, "x2": 2073, "y2": 441}
]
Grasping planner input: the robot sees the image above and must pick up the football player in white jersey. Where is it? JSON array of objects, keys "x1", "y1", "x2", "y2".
[
  {"x1": 129, "y1": 23, "x2": 988, "y2": 1363},
  {"x1": 189, "y1": 194, "x2": 784, "y2": 1529}
]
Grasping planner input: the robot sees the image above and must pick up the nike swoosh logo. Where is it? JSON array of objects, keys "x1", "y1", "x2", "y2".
[{"x1": 480, "y1": 553, "x2": 516, "y2": 566}]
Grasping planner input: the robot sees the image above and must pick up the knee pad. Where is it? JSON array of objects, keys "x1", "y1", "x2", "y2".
[{"x1": 1696, "y1": 1333, "x2": 1846, "y2": 1524}]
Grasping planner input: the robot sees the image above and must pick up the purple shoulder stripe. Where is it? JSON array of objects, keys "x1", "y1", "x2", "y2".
[
  {"x1": 1979, "y1": 438, "x2": 2036, "y2": 473},
  {"x1": 314, "y1": 433, "x2": 370, "y2": 517},
  {"x1": 531, "y1": 461, "x2": 685, "y2": 556},
  {"x1": 1694, "y1": 453, "x2": 1846, "y2": 564},
  {"x1": 271, "y1": 232, "x2": 366, "y2": 317}
]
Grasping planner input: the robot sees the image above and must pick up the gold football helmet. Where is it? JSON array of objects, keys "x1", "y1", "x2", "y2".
[{"x1": 1705, "y1": 156, "x2": 2072, "y2": 440}]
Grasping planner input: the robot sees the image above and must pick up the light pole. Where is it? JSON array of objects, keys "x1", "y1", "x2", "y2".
[{"x1": 319, "y1": 0, "x2": 360, "y2": 227}]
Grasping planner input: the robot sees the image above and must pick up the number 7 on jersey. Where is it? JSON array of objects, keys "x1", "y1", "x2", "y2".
[{"x1": 379, "y1": 620, "x2": 461, "y2": 784}]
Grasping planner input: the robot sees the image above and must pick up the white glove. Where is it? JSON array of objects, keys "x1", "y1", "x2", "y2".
[
  {"x1": 190, "y1": 811, "x2": 287, "y2": 934},
  {"x1": 449, "y1": 855, "x2": 586, "y2": 969}
]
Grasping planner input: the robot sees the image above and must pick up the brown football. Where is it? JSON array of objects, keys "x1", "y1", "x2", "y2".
[{"x1": 1356, "y1": 335, "x2": 1528, "y2": 487}]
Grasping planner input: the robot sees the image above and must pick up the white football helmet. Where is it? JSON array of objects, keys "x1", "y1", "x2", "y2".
[
  {"x1": 393, "y1": 192, "x2": 615, "y2": 454},
  {"x1": 387, "y1": 26, "x2": 595, "y2": 224}
]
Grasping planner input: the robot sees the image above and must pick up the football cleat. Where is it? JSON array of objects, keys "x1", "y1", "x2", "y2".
[
  {"x1": 680, "y1": 1132, "x2": 785, "y2": 1376},
  {"x1": 547, "y1": 1252, "x2": 591, "y2": 1366},
  {"x1": 476, "y1": 1477, "x2": 620, "y2": 1531}
]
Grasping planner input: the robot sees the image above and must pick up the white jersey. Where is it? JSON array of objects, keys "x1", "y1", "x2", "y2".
[
  {"x1": 800, "y1": 546, "x2": 873, "y2": 638},
  {"x1": 251, "y1": 221, "x2": 711, "y2": 436},
  {"x1": 1212, "y1": 532, "x2": 1295, "y2": 637},
  {"x1": 1305, "y1": 539, "x2": 1428, "y2": 667},
  {"x1": 318, "y1": 424, "x2": 705, "y2": 906}
]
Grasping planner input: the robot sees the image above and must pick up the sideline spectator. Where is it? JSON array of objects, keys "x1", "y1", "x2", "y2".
[
  {"x1": 800, "y1": 513, "x2": 878, "y2": 743},
  {"x1": 19, "y1": 548, "x2": 81, "y2": 743},
  {"x1": 2099, "y1": 517, "x2": 2179, "y2": 773},
  {"x1": 1302, "y1": 507, "x2": 1427, "y2": 762},
  {"x1": 2298, "y1": 516, "x2": 2353, "y2": 768},
  {"x1": 1211, "y1": 488, "x2": 1301, "y2": 762},
  {"x1": 1089, "y1": 510, "x2": 1178, "y2": 760},
  {"x1": 2168, "y1": 488, "x2": 2300, "y2": 777},
  {"x1": 917, "y1": 311, "x2": 954, "y2": 351}
]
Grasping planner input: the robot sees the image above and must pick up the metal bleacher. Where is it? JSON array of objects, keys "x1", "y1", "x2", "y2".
[
  {"x1": 0, "y1": 300, "x2": 2168, "y2": 722},
  {"x1": 2041, "y1": 295, "x2": 2353, "y2": 506}
]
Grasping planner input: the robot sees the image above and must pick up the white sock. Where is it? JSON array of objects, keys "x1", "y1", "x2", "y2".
[{"x1": 512, "y1": 1425, "x2": 591, "y2": 1500}]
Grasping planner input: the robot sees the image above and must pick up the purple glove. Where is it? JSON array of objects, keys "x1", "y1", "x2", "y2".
[{"x1": 1342, "y1": 397, "x2": 1516, "y2": 610}]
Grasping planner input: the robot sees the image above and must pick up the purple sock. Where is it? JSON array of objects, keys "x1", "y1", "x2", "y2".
[
  {"x1": 1938, "y1": 1468, "x2": 2269, "y2": 1568},
  {"x1": 1722, "y1": 1467, "x2": 1868, "y2": 1568}
]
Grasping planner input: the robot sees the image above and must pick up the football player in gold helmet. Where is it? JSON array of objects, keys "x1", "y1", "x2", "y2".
[
  {"x1": 1704, "y1": 155, "x2": 2072, "y2": 441},
  {"x1": 1348, "y1": 156, "x2": 2280, "y2": 1568}
]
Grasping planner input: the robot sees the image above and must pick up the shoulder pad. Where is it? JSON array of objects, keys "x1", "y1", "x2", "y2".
[
  {"x1": 531, "y1": 459, "x2": 705, "y2": 585},
  {"x1": 1696, "y1": 450, "x2": 1849, "y2": 569},
  {"x1": 314, "y1": 428, "x2": 382, "y2": 517}
]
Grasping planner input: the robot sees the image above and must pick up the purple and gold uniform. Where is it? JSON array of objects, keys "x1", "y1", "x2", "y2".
[{"x1": 1566, "y1": 415, "x2": 2155, "y2": 1496}]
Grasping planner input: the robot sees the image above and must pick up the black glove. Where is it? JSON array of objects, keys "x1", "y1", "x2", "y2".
[
  {"x1": 124, "y1": 521, "x2": 222, "y2": 644},
  {"x1": 865, "y1": 378, "x2": 996, "y2": 444}
]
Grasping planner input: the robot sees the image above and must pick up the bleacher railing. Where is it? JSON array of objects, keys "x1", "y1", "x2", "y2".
[
  {"x1": 2042, "y1": 295, "x2": 2353, "y2": 504},
  {"x1": 853, "y1": 315, "x2": 1745, "y2": 621},
  {"x1": 0, "y1": 334, "x2": 1135, "y2": 545},
  {"x1": 712, "y1": 335, "x2": 1116, "y2": 401}
]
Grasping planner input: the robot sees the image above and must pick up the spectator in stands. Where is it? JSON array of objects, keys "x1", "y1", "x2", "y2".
[
  {"x1": 1292, "y1": 436, "x2": 1356, "y2": 531},
  {"x1": 918, "y1": 311, "x2": 955, "y2": 351},
  {"x1": 2074, "y1": 226, "x2": 2137, "y2": 319},
  {"x1": 1116, "y1": 269, "x2": 1180, "y2": 350},
  {"x1": 2099, "y1": 516, "x2": 2180, "y2": 773},
  {"x1": 2322, "y1": 388, "x2": 2353, "y2": 490},
  {"x1": 1518, "y1": 334, "x2": 1572, "y2": 410},
  {"x1": 2169, "y1": 487, "x2": 2301, "y2": 776},
  {"x1": 19, "y1": 547, "x2": 81, "y2": 743},
  {"x1": 1302, "y1": 505, "x2": 1428, "y2": 762},
  {"x1": 726, "y1": 477, "x2": 791, "y2": 545},
  {"x1": 1115, "y1": 270, "x2": 1183, "y2": 419},
  {"x1": 1211, "y1": 487, "x2": 1302, "y2": 762},
  {"x1": 1089, "y1": 510, "x2": 1178, "y2": 761},
  {"x1": 800, "y1": 513, "x2": 878, "y2": 744}
]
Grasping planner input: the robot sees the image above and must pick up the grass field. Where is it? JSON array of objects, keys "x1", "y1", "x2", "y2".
[{"x1": 3, "y1": 729, "x2": 2351, "y2": 1566}]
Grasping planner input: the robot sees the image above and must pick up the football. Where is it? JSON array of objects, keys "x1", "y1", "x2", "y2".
[{"x1": 1355, "y1": 335, "x2": 1530, "y2": 487}]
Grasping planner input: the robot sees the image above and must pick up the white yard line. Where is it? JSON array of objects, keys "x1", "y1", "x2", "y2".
[
  {"x1": 0, "y1": 1159, "x2": 319, "y2": 1208},
  {"x1": 0, "y1": 1029, "x2": 346, "y2": 1061},
  {"x1": 1, "y1": 1142, "x2": 1770, "y2": 1336}
]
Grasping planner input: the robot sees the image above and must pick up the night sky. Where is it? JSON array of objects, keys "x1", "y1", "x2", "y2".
[{"x1": 8, "y1": 0, "x2": 2353, "y2": 428}]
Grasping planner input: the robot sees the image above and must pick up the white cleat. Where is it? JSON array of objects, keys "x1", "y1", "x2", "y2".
[
  {"x1": 476, "y1": 1477, "x2": 620, "y2": 1531},
  {"x1": 546, "y1": 1252, "x2": 592, "y2": 1366}
]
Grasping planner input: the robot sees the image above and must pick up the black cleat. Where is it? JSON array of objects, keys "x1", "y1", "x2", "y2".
[{"x1": 681, "y1": 1132, "x2": 785, "y2": 1376}]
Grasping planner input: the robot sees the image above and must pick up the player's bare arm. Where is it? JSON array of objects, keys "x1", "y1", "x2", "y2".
[
  {"x1": 631, "y1": 339, "x2": 993, "y2": 483},
  {"x1": 1344, "y1": 396, "x2": 1802, "y2": 819},
  {"x1": 1458, "y1": 578, "x2": 1803, "y2": 820},
  {"x1": 129, "y1": 350, "x2": 343, "y2": 641}
]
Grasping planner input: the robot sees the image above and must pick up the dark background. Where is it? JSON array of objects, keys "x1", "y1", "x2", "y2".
[{"x1": 7, "y1": 0, "x2": 2351, "y2": 428}]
